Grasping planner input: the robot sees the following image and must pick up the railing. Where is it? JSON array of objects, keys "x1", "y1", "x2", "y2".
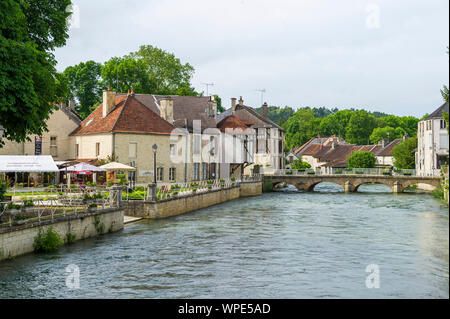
[
  {"x1": 0, "y1": 188, "x2": 113, "y2": 228},
  {"x1": 272, "y1": 168, "x2": 423, "y2": 177},
  {"x1": 122, "y1": 178, "x2": 241, "y2": 202}
]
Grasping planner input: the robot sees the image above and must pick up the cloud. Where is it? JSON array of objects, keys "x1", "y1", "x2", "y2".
[{"x1": 55, "y1": 0, "x2": 449, "y2": 117}]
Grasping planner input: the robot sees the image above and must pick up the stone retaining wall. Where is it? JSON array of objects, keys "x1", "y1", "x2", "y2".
[
  {"x1": 124, "y1": 181, "x2": 262, "y2": 219},
  {"x1": 0, "y1": 208, "x2": 124, "y2": 261}
]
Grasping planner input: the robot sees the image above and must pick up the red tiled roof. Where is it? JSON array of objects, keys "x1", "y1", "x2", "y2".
[
  {"x1": 376, "y1": 139, "x2": 402, "y2": 157},
  {"x1": 70, "y1": 95, "x2": 175, "y2": 136},
  {"x1": 217, "y1": 115, "x2": 249, "y2": 132}
]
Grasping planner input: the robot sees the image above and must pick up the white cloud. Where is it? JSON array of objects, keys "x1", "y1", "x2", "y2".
[{"x1": 55, "y1": 0, "x2": 449, "y2": 117}]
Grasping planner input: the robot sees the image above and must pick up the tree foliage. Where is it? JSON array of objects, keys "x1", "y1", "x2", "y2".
[
  {"x1": 369, "y1": 126, "x2": 404, "y2": 144},
  {"x1": 392, "y1": 137, "x2": 418, "y2": 169},
  {"x1": 62, "y1": 60, "x2": 103, "y2": 118},
  {"x1": 345, "y1": 110, "x2": 377, "y2": 145},
  {"x1": 0, "y1": 0, "x2": 72, "y2": 146},
  {"x1": 291, "y1": 159, "x2": 311, "y2": 169},
  {"x1": 347, "y1": 151, "x2": 376, "y2": 169}
]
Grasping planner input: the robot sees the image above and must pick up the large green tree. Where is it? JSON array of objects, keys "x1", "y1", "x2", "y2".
[
  {"x1": 369, "y1": 126, "x2": 404, "y2": 144},
  {"x1": 392, "y1": 137, "x2": 418, "y2": 169},
  {"x1": 347, "y1": 151, "x2": 376, "y2": 168},
  {"x1": 0, "y1": 0, "x2": 72, "y2": 146},
  {"x1": 345, "y1": 110, "x2": 377, "y2": 145},
  {"x1": 62, "y1": 60, "x2": 103, "y2": 118},
  {"x1": 283, "y1": 108, "x2": 320, "y2": 149}
]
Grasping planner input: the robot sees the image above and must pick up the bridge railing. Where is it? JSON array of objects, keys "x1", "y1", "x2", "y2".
[{"x1": 273, "y1": 168, "x2": 419, "y2": 176}]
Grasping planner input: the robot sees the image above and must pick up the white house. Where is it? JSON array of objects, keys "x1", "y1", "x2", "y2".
[{"x1": 416, "y1": 102, "x2": 449, "y2": 176}]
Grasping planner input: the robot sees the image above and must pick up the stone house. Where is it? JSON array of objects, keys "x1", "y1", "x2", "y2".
[
  {"x1": 416, "y1": 102, "x2": 449, "y2": 176},
  {"x1": 0, "y1": 104, "x2": 82, "y2": 160},
  {"x1": 70, "y1": 90, "x2": 180, "y2": 184},
  {"x1": 217, "y1": 97, "x2": 285, "y2": 175}
]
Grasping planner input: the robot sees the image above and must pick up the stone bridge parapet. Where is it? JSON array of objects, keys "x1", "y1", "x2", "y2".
[{"x1": 263, "y1": 175, "x2": 441, "y2": 193}]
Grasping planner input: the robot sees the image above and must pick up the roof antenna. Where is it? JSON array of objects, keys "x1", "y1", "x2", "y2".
[
  {"x1": 201, "y1": 82, "x2": 214, "y2": 97},
  {"x1": 255, "y1": 89, "x2": 266, "y2": 106}
]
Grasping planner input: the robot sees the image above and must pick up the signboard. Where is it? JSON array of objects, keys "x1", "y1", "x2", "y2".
[
  {"x1": 139, "y1": 170, "x2": 154, "y2": 177},
  {"x1": 35, "y1": 136, "x2": 42, "y2": 155}
]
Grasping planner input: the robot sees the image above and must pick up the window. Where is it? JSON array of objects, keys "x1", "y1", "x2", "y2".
[
  {"x1": 210, "y1": 136, "x2": 216, "y2": 155},
  {"x1": 157, "y1": 167, "x2": 164, "y2": 181},
  {"x1": 75, "y1": 144, "x2": 79, "y2": 158},
  {"x1": 50, "y1": 136, "x2": 57, "y2": 157},
  {"x1": 193, "y1": 163, "x2": 200, "y2": 181},
  {"x1": 169, "y1": 168, "x2": 176, "y2": 181},
  {"x1": 194, "y1": 135, "x2": 201, "y2": 154},
  {"x1": 441, "y1": 120, "x2": 447, "y2": 129},
  {"x1": 96, "y1": 143, "x2": 100, "y2": 157},
  {"x1": 202, "y1": 163, "x2": 208, "y2": 180},
  {"x1": 439, "y1": 134, "x2": 449, "y2": 150},
  {"x1": 170, "y1": 144, "x2": 176, "y2": 156},
  {"x1": 129, "y1": 143, "x2": 137, "y2": 158}
]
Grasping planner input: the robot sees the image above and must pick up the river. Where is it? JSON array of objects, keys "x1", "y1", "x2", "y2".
[{"x1": 0, "y1": 183, "x2": 448, "y2": 299}]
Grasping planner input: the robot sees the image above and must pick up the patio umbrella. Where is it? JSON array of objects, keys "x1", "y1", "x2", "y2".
[
  {"x1": 99, "y1": 162, "x2": 136, "y2": 171},
  {"x1": 60, "y1": 162, "x2": 106, "y2": 172}
]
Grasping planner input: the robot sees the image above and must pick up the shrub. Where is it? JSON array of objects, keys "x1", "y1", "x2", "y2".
[
  {"x1": 206, "y1": 180, "x2": 213, "y2": 185},
  {"x1": 347, "y1": 151, "x2": 376, "y2": 169},
  {"x1": 86, "y1": 182, "x2": 92, "y2": 187},
  {"x1": 107, "y1": 182, "x2": 113, "y2": 187},
  {"x1": 33, "y1": 227, "x2": 63, "y2": 253},
  {"x1": 230, "y1": 177, "x2": 236, "y2": 182},
  {"x1": 46, "y1": 185, "x2": 56, "y2": 190},
  {"x1": 285, "y1": 171, "x2": 293, "y2": 175},
  {"x1": 220, "y1": 179, "x2": 225, "y2": 183},
  {"x1": 335, "y1": 169, "x2": 343, "y2": 174},
  {"x1": 66, "y1": 233, "x2": 76, "y2": 245},
  {"x1": 190, "y1": 182, "x2": 199, "y2": 187},
  {"x1": 23, "y1": 199, "x2": 34, "y2": 207},
  {"x1": 307, "y1": 171, "x2": 316, "y2": 175}
]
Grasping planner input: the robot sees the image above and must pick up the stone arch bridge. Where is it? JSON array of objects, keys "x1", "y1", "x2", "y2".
[{"x1": 264, "y1": 174, "x2": 441, "y2": 193}]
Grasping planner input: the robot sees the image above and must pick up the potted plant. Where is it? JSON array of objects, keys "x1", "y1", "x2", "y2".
[
  {"x1": 220, "y1": 179, "x2": 226, "y2": 187},
  {"x1": 88, "y1": 203, "x2": 97, "y2": 211},
  {"x1": 22, "y1": 199, "x2": 35, "y2": 213},
  {"x1": 6, "y1": 202, "x2": 21, "y2": 216}
]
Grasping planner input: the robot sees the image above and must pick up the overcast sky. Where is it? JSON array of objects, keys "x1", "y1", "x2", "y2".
[{"x1": 55, "y1": 0, "x2": 449, "y2": 117}]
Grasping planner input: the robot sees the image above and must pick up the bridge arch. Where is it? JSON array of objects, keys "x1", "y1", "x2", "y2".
[
  {"x1": 307, "y1": 181, "x2": 345, "y2": 192},
  {"x1": 353, "y1": 182, "x2": 393, "y2": 193}
]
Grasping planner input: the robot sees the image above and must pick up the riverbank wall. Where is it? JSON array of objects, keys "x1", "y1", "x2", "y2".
[
  {"x1": 123, "y1": 181, "x2": 262, "y2": 219},
  {"x1": 0, "y1": 208, "x2": 124, "y2": 261}
]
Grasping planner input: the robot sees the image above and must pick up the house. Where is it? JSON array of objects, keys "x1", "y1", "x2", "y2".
[
  {"x1": 375, "y1": 138, "x2": 403, "y2": 167},
  {"x1": 218, "y1": 97, "x2": 285, "y2": 174},
  {"x1": 0, "y1": 103, "x2": 82, "y2": 160},
  {"x1": 70, "y1": 89, "x2": 179, "y2": 184},
  {"x1": 416, "y1": 102, "x2": 449, "y2": 176}
]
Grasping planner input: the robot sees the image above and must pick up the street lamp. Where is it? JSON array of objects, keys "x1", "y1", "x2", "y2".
[{"x1": 152, "y1": 144, "x2": 158, "y2": 184}]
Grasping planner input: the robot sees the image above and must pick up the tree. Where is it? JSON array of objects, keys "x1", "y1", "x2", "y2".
[
  {"x1": 62, "y1": 61, "x2": 103, "y2": 118},
  {"x1": 319, "y1": 110, "x2": 352, "y2": 137},
  {"x1": 213, "y1": 95, "x2": 225, "y2": 113},
  {"x1": 0, "y1": 0, "x2": 72, "y2": 146},
  {"x1": 392, "y1": 137, "x2": 417, "y2": 169},
  {"x1": 369, "y1": 126, "x2": 404, "y2": 144},
  {"x1": 347, "y1": 151, "x2": 376, "y2": 168},
  {"x1": 346, "y1": 110, "x2": 377, "y2": 145},
  {"x1": 283, "y1": 108, "x2": 319, "y2": 149},
  {"x1": 291, "y1": 159, "x2": 311, "y2": 169}
]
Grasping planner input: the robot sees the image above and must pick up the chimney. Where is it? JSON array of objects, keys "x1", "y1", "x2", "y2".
[
  {"x1": 263, "y1": 102, "x2": 268, "y2": 119},
  {"x1": 102, "y1": 88, "x2": 116, "y2": 118},
  {"x1": 131, "y1": 87, "x2": 135, "y2": 96},
  {"x1": 68, "y1": 99, "x2": 75, "y2": 110},
  {"x1": 208, "y1": 96, "x2": 217, "y2": 118},
  {"x1": 231, "y1": 98, "x2": 237, "y2": 111},
  {"x1": 403, "y1": 132, "x2": 408, "y2": 141},
  {"x1": 160, "y1": 96, "x2": 174, "y2": 124},
  {"x1": 238, "y1": 96, "x2": 244, "y2": 105}
]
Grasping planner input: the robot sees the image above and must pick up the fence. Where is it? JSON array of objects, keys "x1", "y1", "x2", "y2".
[
  {"x1": 273, "y1": 168, "x2": 419, "y2": 177},
  {"x1": 122, "y1": 177, "x2": 259, "y2": 202},
  {"x1": 0, "y1": 187, "x2": 114, "y2": 228}
]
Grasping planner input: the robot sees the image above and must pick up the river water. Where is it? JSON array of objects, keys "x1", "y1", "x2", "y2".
[{"x1": 0, "y1": 183, "x2": 448, "y2": 299}]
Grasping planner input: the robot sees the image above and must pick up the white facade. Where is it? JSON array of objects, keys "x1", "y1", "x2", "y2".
[{"x1": 416, "y1": 105, "x2": 449, "y2": 176}]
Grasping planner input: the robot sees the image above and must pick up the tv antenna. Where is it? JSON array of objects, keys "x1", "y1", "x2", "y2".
[
  {"x1": 202, "y1": 82, "x2": 214, "y2": 97},
  {"x1": 255, "y1": 89, "x2": 266, "y2": 106}
]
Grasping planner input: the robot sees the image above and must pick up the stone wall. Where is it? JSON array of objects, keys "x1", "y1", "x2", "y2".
[
  {"x1": 0, "y1": 208, "x2": 124, "y2": 261},
  {"x1": 123, "y1": 181, "x2": 262, "y2": 219},
  {"x1": 240, "y1": 181, "x2": 263, "y2": 197}
]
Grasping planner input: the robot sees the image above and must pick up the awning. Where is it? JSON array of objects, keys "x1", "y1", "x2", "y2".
[
  {"x1": 0, "y1": 155, "x2": 59, "y2": 172},
  {"x1": 60, "y1": 162, "x2": 106, "y2": 173},
  {"x1": 99, "y1": 162, "x2": 136, "y2": 171}
]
